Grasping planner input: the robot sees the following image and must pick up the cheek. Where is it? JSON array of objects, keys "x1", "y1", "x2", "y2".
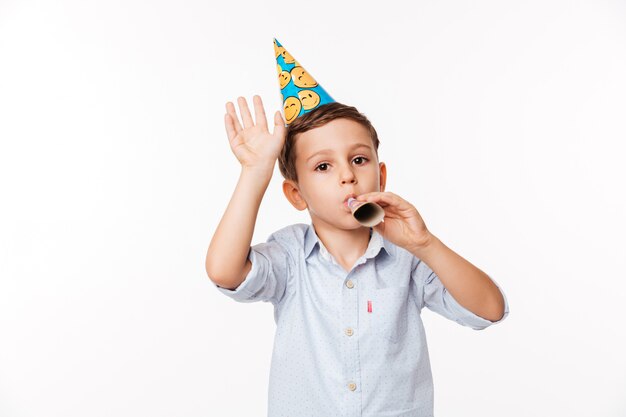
[
  {"x1": 307, "y1": 171, "x2": 333, "y2": 184},
  {"x1": 302, "y1": 180, "x2": 334, "y2": 205}
]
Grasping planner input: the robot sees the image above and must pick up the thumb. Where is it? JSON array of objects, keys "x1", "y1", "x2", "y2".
[{"x1": 273, "y1": 111, "x2": 287, "y2": 138}]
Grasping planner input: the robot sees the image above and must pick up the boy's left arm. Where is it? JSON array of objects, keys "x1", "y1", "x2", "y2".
[
  {"x1": 410, "y1": 234, "x2": 506, "y2": 321},
  {"x1": 355, "y1": 192, "x2": 506, "y2": 322}
]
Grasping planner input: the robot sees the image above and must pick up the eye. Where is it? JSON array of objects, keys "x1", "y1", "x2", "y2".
[
  {"x1": 314, "y1": 162, "x2": 329, "y2": 172},
  {"x1": 353, "y1": 156, "x2": 369, "y2": 165}
]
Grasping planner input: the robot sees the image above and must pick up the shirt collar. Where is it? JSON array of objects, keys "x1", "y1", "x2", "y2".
[{"x1": 303, "y1": 222, "x2": 393, "y2": 261}]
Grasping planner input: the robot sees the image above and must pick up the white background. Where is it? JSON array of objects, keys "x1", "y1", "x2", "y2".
[{"x1": 1, "y1": 0, "x2": 625, "y2": 416}]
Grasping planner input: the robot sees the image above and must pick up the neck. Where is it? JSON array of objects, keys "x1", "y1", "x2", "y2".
[{"x1": 311, "y1": 220, "x2": 372, "y2": 266}]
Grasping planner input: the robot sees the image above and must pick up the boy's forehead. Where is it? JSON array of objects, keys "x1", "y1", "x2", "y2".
[
  {"x1": 295, "y1": 119, "x2": 373, "y2": 156},
  {"x1": 297, "y1": 137, "x2": 372, "y2": 157},
  {"x1": 295, "y1": 137, "x2": 374, "y2": 165}
]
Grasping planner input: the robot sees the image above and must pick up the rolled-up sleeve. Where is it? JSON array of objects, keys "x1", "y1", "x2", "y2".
[
  {"x1": 214, "y1": 237, "x2": 291, "y2": 306},
  {"x1": 412, "y1": 259, "x2": 510, "y2": 330}
]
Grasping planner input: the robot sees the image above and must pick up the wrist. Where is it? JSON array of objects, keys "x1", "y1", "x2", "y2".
[
  {"x1": 239, "y1": 166, "x2": 274, "y2": 193},
  {"x1": 241, "y1": 163, "x2": 275, "y2": 180},
  {"x1": 409, "y1": 232, "x2": 439, "y2": 260}
]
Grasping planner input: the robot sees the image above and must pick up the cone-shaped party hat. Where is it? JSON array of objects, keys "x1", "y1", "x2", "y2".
[{"x1": 274, "y1": 38, "x2": 335, "y2": 125}]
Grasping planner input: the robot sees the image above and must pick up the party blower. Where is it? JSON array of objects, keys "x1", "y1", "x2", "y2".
[{"x1": 346, "y1": 197, "x2": 385, "y2": 227}]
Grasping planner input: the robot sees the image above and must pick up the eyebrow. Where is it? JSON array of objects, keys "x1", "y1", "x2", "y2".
[{"x1": 306, "y1": 143, "x2": 373, "y2": 163}]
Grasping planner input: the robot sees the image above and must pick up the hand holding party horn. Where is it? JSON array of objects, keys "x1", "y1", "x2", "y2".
[{"x1": 347, "y1": 197, "x2": 385, "y2": 227}]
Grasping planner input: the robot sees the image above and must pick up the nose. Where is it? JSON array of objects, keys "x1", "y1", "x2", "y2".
[{"x1": 340, "y1": 164, "x2": 357, "y2": 185}]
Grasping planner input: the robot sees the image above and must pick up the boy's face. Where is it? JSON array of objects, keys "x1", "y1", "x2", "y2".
[{"x1": 282, "y1": 117, "x2": 387, "y2": 231}]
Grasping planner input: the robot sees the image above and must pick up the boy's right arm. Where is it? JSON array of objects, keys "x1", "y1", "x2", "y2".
[
  {"x1": 205, "y1": 166, "x2": 272, "y2": 289},
  {"x1": 205, "y1": 95, "x2": 286, "y2": 290}
]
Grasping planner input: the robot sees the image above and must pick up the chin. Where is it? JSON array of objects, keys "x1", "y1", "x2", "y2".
[
  {"x1": 314, "y1": 213, "x2": 364, "y2": 231},
  {"x1": 341, "y1": 217, "x2": 368, "y2": 231}
]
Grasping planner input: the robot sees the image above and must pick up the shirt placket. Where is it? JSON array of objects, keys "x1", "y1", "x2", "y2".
[
  {"x1": 318, "y1": 237, "x2": 376, "y2": 417},
  {"x1": 340, "y1": 255, "x2": 371, "y2": 417}
]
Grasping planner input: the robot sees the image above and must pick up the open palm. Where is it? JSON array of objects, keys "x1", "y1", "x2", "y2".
[{"x1": 224, "y1": 95, "x2": 286, "y2": 170}]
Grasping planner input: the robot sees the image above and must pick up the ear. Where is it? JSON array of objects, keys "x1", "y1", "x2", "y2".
[
  {"x1": 379, "y1": 161, "x2": 387, "y2": 192},
  {"x1": 282, "y1": 179, "x2": 308, "y2": 211}
]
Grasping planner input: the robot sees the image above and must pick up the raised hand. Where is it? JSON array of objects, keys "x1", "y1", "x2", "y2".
[{"x1": 224, "y1": 95, "x2": 286, "y2": 171}]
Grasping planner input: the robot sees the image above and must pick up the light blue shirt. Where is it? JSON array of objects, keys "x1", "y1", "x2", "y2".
[{"x1": 215, "y1": 223, "x2": 509, "y2": 417}]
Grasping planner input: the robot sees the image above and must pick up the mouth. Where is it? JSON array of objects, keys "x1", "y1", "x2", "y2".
[{"x1": 343, "y1": 193, "x2": 357, "y2": 208}]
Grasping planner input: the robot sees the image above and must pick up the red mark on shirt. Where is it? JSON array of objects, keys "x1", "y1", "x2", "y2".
[{"x1": 367, "y1": 300, "x2": 372, "y2": 313}]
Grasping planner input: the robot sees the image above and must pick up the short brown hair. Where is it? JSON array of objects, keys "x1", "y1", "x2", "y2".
[{"x1": 278, "y1": 102, "x2": 380, "y2": 183}]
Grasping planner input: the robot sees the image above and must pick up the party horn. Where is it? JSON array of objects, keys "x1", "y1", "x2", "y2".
[{"x1": 347, "y1": 197, "x2": 385, "y2": 227}]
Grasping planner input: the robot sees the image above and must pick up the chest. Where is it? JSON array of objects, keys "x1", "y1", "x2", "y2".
[{"x1": 276, "y1": 255, "x2": 416, "y2": 344}]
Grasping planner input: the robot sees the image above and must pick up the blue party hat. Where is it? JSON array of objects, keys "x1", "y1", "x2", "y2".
[{"x1": 273, "y1": 38, "x2": 335, "y2": 125}]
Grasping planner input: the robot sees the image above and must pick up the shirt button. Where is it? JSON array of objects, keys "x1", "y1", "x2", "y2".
[
  {"x1": 345, "y1": 328, "x2": 354, "y2": 336},
  {"x1": 346, "y1": 280, "x2": 354, "y2": 289},
  {"x1": 348, "y1": 382, "x2": 357, "y2": 391}
]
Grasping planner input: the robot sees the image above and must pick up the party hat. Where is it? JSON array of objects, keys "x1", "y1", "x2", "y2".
[{"x1": 273, "y1": 38, "x2": 335, "y2": 125}]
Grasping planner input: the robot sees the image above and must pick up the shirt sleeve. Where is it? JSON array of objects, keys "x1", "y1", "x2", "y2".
[
  {"x1": 214, "y1": 236, "x2": 291, "y2": 306},
  {"x1": 412, "y1": 258, "x2": 510, "y2": 330}
]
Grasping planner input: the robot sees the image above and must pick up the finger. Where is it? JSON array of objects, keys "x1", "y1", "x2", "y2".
[
  {"x1": 225, "y1": 101, "x2": 243, "y2": 133},
  {"x1": 359, "y1": 192, "x2": 400, "y2": 207},
  {"x1": 224, "y1": 113, "x2": 237, "y2": 143},
  {"x1": 253, "y1": 95, "x2": 268, "y2": 130},
  {"x1": 356, "y1": 191, "x2": 383, "y2": 201},
  {"x1": 357, "y1": 192, "x2": 389, "y2": 208},
  {"x1": 225, "y1": 114, "x2": 244, "y2": 150},
  {"x1": 272, "y1": 111, "x2": 286, "y2": 138},
  {"x1": 237, "y1": 96, "x2": 255, "y2": 129}
]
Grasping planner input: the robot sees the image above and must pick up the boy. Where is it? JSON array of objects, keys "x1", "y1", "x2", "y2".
[{"x1": 206, "y1": 39, "x2": 509, "y2": 417}]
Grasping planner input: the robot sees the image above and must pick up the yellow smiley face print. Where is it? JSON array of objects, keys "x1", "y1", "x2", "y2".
[
  {"x1": 291, "y1": 66, "x2": 318, "y2": 88},
  {"x1": 297, "y1": 89, "x2": 321, "y2": 110},
  {"x1": 283, "y1": 96, "x2": 302, "y2": 124},
  {"x1": 278, "y1": 70, "x2": 291, "y2": 89},
  {"x1": 273, "y1": 40, "x2": 282, "y2": 58},
  {"x1": 274, "y1": 44, "x2": 296, "y2": 64}
]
